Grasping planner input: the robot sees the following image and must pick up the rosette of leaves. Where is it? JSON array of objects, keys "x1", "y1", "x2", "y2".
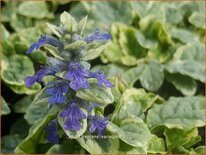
[
  {"x1": 69, "y1": 1, "x2": 205, "y2": 96},
  {"x1": 2, "y1": 2, "x2": 205, "y2": 154}
]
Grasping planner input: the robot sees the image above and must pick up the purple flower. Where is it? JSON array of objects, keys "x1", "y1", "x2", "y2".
[
  {"x1": 84, "y1": 28, "x2": 112, "y2": 43},
  {"x1": 45, "y1": 81, "x2": 69, "y2": 105},
  {"x1": 88, "y1": 115, "x2": 109, "y2": 137},
  {"x1": 65, "y1": 63, "x2": 90, "y2": 90},
  {"x1": 24, "y1": 67, "x2": 56, "y2": 87},
  {"x1": 26, "y1": 34, "x2": 64, "y2": 54},
  {"x1": 59, "y1": 102, "x2": 86, "y2": 131},
  {"x1": 89, "y1": 72, "x2": 113, "y2": 87},
  {"x1": 44, "y1": 120, "x2": 59, "y2": 144}
]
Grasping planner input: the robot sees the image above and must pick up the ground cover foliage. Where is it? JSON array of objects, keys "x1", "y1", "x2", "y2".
[{"x1": 1, "y1": 1, "x2": 205, "y2": 154}]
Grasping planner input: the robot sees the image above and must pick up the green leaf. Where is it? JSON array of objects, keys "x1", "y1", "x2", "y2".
[
  {"x1": 1, "y1": 54, "x2": 34, "y2": 86},
  {"x1": 65, "y1": 40, "x2": 86, "y2": 50},
  {"x1": 164, "y1": 127, "x2": 200, "y2": 151},
  {"x1": 119, "y1": 26, "x2": 147, "y2": 59},
  {"x1": 173, "y1": 43, "x2": 204, "y2": 64},
  {"x1": 81, "y1": 41, "x2": 108, "y2": 61},
  {"x1": 10, "y1": 14, "x2": 33, "y2": 32},
  {"x1": 77, "y1": 15, "x2": 88, "y2": 36},
  {"x1": 140, "y1": 61, "x2": 164, "y2": 91},
  {"x1": 1, "y1": 40, "x2": 16, "y2": 56},
  {"x1": 28, "y1": 51, "x2": 47, "y2": 64},
  {"x1": 183, "y1": 136, "x2": 201, "y2": 149},
  {"x1": 109, "y1": 78, "x2": 122, "y2": 103},
  {"x1": 130, "y1": 1, "x2": 149, "y2": 18},
  {"x1": 70, "y1": 2, "x2": 132, "y2": 26},
  {"x1": 13, "y1": 95, "x2": 36, "y2": 113},
  {"x1": 120, "y1": 55, "x2": 137, "y2": 66},
  {"x1": 43, "y1": 44, "x2": 64, "y2": 60},
  {"x1": 9, "y1": 83, "x2": 41, "y2": 95},
  {"x1": 92, "y1": 2, "x2": 132, "y2": 25},
  {"x1": 179, "y1": 2, "x2": 199, "y2": 17},
  {"x1": 147, "y1": 96, "x2": 205, "y2": 131},
  {"x1": 14, "y1": 105, "x2": 59, "y2": 154},
  {"x1": 172, "y1": 146, "x2": 193, "y2": 154},
  {"x1": 1, "y1": 96, "x2": 11, "y2": 115},
  {"x1": 46, "y1": 143, "x2": 85, "y2": 154},
  {"x1": 77, "y1": 133, "x2": 119, "y2": 154},
  {"x1": 136, "y1": 30, "x2": 158, "y2": 49},
  {"x1": 58, "y1": 109, "x2": 87, "y2": 139},
  {"x1": 166, "y1": 43, "x2": 205, "y2": 83},
  {"x1": 169, "y1": 28, "x2": 199, "y2": 44},
  {"x1": 76, "y1": 83, "x2": 114, "y2": 104},
  {"x1": 165, "y1": 72, "x2": 197, "y2": 96},
  {"x1": 139, "y1": 16, "x2": 174, "y2": 46},
  {"x1": 112, "y1": 88, "x2": 163, "y2": 122},
  {"x1": 46, "y1": 23, "x2": 61, "y2": 37},
  {"x1": 1, "y1": 25, "x2": 10, "y2": 40},
  {"x1": 24, "y1": 89, "x2": 50, "y2": 124},
  {"x1": 121, "y1": 65, "x2": 144, "y2": 87},
  {"x1": 14, "y1": 42, "x2": 29, "y2": 55},
  {"x1": 189, "y1": 13, "x2": 205, "y2": 29},
  {"x1": 2, "y1": 2, "x2": 16, "y2": 22},
  {"x1": 118, "y1": 140, "x2": 146, "y2": 154},
  {"x1": 18, "y1": 2, "x2": 49, "y2": 19},
  {"x1": 193, "y1": 146, "x2": 206, "y2": 154},
  {"x1": 10, "y1": 118, "x2": 31, "y2": 138},
  {"x1": 60, "y1": 11, "x2": 77, "y2": 33},
  {"x1": 148, "y1": 134, "x2": 166, "y2": 154},
  {"x1": 107, "y1": 117, "x2": 151, "y2": 148},
  {"x1": 163, "y1": 5, "x2": 183, "y2": 25},
  {"x1": 102, "y1": 41, "x2": 123, "y2": 63},
  {"x1": 14, "y1": 27, "x2": 42, "y2": 45},
  {"x1": 2, "y1": 135, "x2": 22, "y2": 154}
]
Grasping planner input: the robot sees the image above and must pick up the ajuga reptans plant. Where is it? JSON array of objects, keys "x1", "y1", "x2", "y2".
[{"x1": 24, "y1": 12, "x2": 113, "y2": 144}]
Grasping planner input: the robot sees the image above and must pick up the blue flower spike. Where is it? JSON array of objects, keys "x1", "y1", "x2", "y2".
[
  {"x1": 24, "y1": 13, "x2": 113, "y2": 140},
  {"x1": 88, "y1": 115, "x2": 109, "y2": 137},
  {"x1": 26, "y1": 34, "x2": 64, "y2": 54},
  {"x1": 84, "y1": 28, "x2": 112, "y2": 43},
  {"x1": 44, "y1": 120, "x2": 59, "y2": 144},
  {"x1": 60, "y1": 102, "x2": 86, "y2": 131},
  {"x1": 65, "y1": 63, "x2": 90, "y2": 90}
]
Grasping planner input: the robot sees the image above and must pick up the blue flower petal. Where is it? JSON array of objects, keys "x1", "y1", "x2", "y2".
[
  {"x1": 84, "y1": 28, "x2": 112, "y2": 43},
  {"x1": 26, "y1": 34, "x2": 64, "y2": 54},
  {"x1": 66, "y1": 63, "x2": 90, "y2": 90},
  {"x1": 64, "y1": 117, "x2": 81, "y2": 131},
  {"x1": 24, "y1": 67, "x2": 57, "y2": 87},
  {"x1": 89, "y1": 72, "x2": 113, "y2": 88},
  {"x1": 24, "y1": 76, "x2": 37, "y2": 87},
  {"x1": 88, "y1": 115, "x2": 108, "y2": 136},
  {"x1": 45, "y1": 81, "x2": 69, "y2": 105},
  {"x1": 60, "y1": 102, "x2": 86, "y2": 131},
  {"x1": 95, "y1": 34, "x2": 112, "y2": 41},
  {"x1": 44, "y1": 120, "x2": 59, "y2": 144}
]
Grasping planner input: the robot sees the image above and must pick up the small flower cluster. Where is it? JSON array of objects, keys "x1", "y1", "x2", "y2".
[{"x1": 25, "y1": 12, "x2": 112, "y2": 144}]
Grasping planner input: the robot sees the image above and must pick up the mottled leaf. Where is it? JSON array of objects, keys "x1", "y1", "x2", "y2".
[
  {"x1": 76, "y1": 83, "x2": 114, "y2": 104},
  {"x1": 18, "y1": 2, "x2": 49, "y2": 19},
  {"x1": 147, "y1": 96, "x2": 205, "y2": 131},
  {"x1": 140, "y1": 61, "x2": 164, "y2": 91}
]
